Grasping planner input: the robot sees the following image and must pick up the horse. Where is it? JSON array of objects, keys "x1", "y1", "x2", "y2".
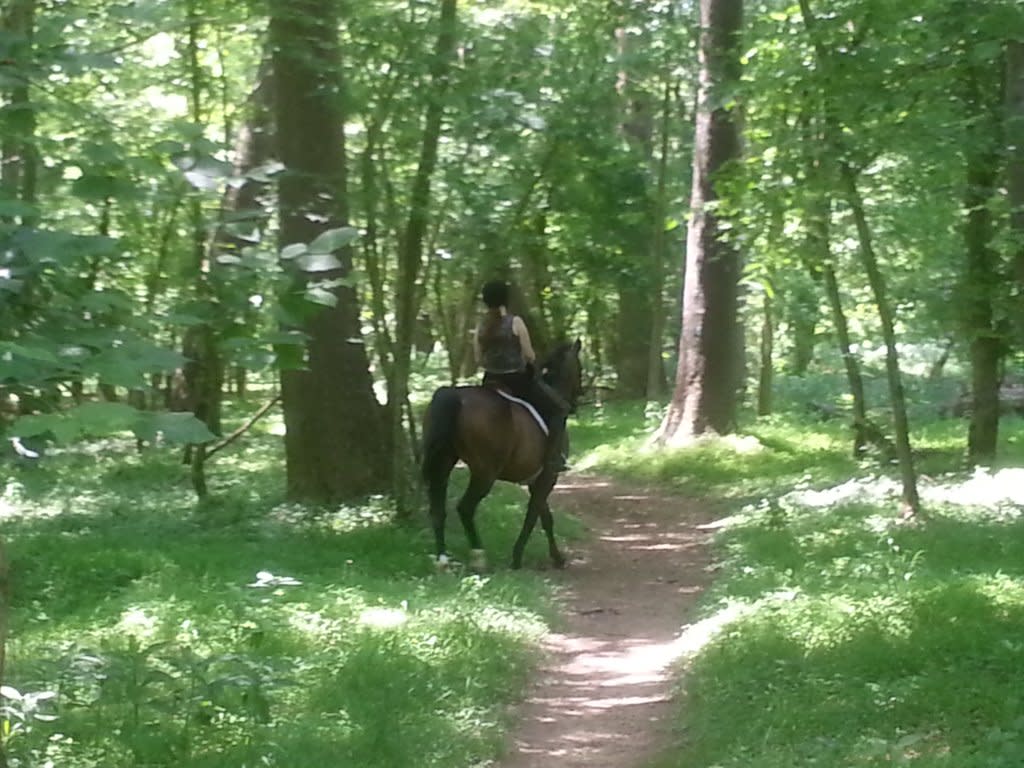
[{"x1": 420, "y1": 339, "x2": 584, "y2": 571}]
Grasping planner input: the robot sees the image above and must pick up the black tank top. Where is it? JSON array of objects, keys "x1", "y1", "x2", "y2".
[{"x1": 479, "y1": 315, "x2": 526, "y2": 374}]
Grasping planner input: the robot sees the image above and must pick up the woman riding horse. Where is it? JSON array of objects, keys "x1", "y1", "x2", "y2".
[
  {"x1": 474, "y1": 280, "x2": 569, "y2": 474},
  {"x1": 421, "y1": 286, "x2": 583, "y2": 570}
]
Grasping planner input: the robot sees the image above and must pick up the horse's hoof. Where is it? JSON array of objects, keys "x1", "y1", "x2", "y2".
[
  {"x1": 435, "y1": 554, "x2": 451, "y2": 573},
  {"x1": 469, "y1": 548, "x2": 488, "y2": 573},
  {"x1": 510, "y1": 558, "x2": 523, "y2": 570},
  {"x1": 552, "y1": 555, "x2": 567, "y2": 569}
]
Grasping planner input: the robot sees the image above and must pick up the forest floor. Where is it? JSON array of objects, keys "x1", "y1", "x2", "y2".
[{"x1": 497, "y1": 473, "x2": 718, "y2": 768}]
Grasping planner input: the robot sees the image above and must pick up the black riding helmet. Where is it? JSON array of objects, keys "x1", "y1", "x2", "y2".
[{"x1": 481, "y1": 280, "x2": 510, "y2": 309}]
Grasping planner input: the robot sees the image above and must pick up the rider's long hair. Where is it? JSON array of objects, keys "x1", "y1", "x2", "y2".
[{"x1": 478, "y1": 280, "x2": 511, "y2": 345}]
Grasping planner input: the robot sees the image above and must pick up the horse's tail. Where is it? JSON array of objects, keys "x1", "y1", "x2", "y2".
[{"x1": 421, "y1": 387, "x2": 462, "y2": 486}]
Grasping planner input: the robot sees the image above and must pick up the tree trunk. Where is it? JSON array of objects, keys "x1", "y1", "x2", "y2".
[
  {"x1": 646, "y1": 77, "x2": 676, "y2": 402},
  {"x1": 756, "y1": 287, "x2": 773, "y2": 416},
  {"x1": 962, "y1": 65, "x2": 1002, "y2": 465},
  {"x1": 805, "y1": 189, "x2": 870, "y2": 454},
  {"x1": 614, "y1": 21, "x2": 657, "y2": 399},
  {"x1": 614, "y1": 276, "x2": 654, "y2": 398},
  {"x1": 1007, "y1": 41, "x2": 1024, "y2": 348},
  {"x1": 519, "y1": 211, "x2": 555, "y2": 354},
  {"x1": 838, "y1": 162, "x2": 920, "y2": 511},
  {"x1": 787, "y1": 281, "x2": 817, "y2": 376},
  {"x1": 359, "y1": 71, "x2": 404, "y2": 383},
  {"x1": 181, "y1": 0, "x2": 221, "y2": 491},
  {"x1": 0, "y1": 0, "x2": 37, "y2": 223},
  {"x1": 0, "y1": 537, "x2": 7, "y2": 768},
  {"x1": 655, "y1": 0, "x2": 744, "y2": 443},
  {"x1": 800, "y1": 0, "x2": 920, "y2": 515},
  {"x1": 271, "y1": 0, "x2": 388, "y2": 501},
  {"x1": 390, "y1": 0, "x2": 458, "y2": 514}
]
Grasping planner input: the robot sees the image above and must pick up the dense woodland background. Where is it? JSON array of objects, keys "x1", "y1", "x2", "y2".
[
  {"x1": 3, "y1": 0, "x2": 1024, "y2": 494},
  {"x1": 2, "y1": 0, "x2": 1024, "y2": 766}
]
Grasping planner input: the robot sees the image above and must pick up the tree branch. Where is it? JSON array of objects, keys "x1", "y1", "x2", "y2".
[{"x1": 205, "y1": 394, "x2": 281, "y2": 460}]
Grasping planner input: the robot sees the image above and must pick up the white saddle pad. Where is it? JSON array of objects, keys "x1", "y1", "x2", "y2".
[{"x1": 494, "y1": 390, "x2": 549, "y2": 436}]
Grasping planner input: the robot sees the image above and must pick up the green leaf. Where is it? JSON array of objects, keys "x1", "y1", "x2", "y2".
[
  {"x1": 0, "y1": 342, "x2": 58, "y2": 363},
  {"x1": 10, "y1": 413, "x2": 61, "y2": 439},
  {"x1": 135, "y1": 412, "x2": 216, "y2": 445},
  {"x1": 308, "y1": 226, "x2": 359, "y2": 253},
  {"x1": 305, "y1": 285, "x2": 339, "y2": 307},
  {"x1": 79, "y1": 290, "x2": 134, "y2": 314},
  {"x1": 296, "y1": 251, "x2": 343, "y2": 272},
  {"x1": 261, "y1": 330, "x2": 309, "y2": 346},
  {"x1": 78, "y1": 402, "x2": 139, "y2": 428},
  {"x1": 0, "y1": 199, "x2": 38, "y2": 219},
  {"x1": 12, "y1": 402, "x2": 139, "y2": 443},
  {"x1": 280, "y1": 243, "x2": 307, "y2": 260}
]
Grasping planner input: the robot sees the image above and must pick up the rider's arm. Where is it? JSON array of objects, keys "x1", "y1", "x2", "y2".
[{"x1": 512, "y1": 315, "x2": 536, "y2": 363}]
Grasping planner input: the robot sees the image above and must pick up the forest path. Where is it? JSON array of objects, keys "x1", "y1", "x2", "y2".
[{"x1": 496, "y1": 473, "x2": 717, "y2": 768}]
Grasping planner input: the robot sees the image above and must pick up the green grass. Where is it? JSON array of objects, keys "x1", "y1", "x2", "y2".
[
  {"x1": 0, "y1": 402, "x2": 573, "y2": 767},
  {"x1": 574, "y1": 397, "x2": 1024, "y2": 768},
  {"x1": 7, "y1": 369, "x2": 1023, "y2": 767}
]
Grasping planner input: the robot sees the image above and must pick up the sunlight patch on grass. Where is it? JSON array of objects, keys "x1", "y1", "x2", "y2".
[
  {"x1": 778, "y1": 467, "x2": 1024, "y2": 518},
  {"x1": 358, "y1": 606, "x2": 409, "y2": 629}
]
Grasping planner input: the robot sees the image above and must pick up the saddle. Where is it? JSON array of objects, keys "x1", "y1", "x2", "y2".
[{"x1": 488, "y1": 387, "x2": 549, "y2": 436}]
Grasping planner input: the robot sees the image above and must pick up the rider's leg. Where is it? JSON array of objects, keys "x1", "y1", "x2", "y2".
[{"x1": 526, "y1": 378, "x2": 570, "y2": 472}]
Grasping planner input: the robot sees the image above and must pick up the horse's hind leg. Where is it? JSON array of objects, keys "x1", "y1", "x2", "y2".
[
  {"x1": 457, "y1": 472, "x2": 495, "y2": 572},
  {"x1": 427, "y1": 456, "x2": 457, "y2": 568}
]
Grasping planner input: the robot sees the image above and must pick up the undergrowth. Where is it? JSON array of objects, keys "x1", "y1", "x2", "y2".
[{"x1": 0, "y1": 401, "x2": 568, "y2": 767}]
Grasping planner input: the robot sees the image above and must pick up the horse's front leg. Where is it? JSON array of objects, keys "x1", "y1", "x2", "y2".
[
  {"x1": 538, "y1": 499, "x2": 565, "y2": 568},
  {"x1": 512, "y1": 470, "x2": 558, "y2": 569},
  {"x1": 457, "y1": 472, "x2": 495, "y2": 572}
]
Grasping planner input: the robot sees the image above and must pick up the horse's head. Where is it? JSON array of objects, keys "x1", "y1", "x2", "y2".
[{"x1": 541, "y1": 338, "x2": 584, "y2": 413}]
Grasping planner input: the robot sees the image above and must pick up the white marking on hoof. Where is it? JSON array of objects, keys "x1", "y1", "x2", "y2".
[
  {"x1": 435, "y1": 554, "x2": 450, "y2": 573},
  {"x1": 469, "y1": 549, "x2": 487, "y2": 571}
]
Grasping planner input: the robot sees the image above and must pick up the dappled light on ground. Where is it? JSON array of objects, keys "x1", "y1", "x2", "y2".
[{"x1": 783, "y1": 466, "x2": 1024, "y2": 513}]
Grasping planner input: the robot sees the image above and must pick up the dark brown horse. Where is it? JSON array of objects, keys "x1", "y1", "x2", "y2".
[{"x1": 421, "y1": 340, "x2": 583, "y2": 570}]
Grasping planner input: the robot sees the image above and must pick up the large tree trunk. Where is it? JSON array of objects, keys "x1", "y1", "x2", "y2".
[
  {"x1": 390, "y1": 0, "x2": 457, "y2": 514},
  {"x1": 271, "y1": 0, "x2": 388, "y2": 501},
  {"x1": 655, "y1": 0, "x2": 744, "y2": 443}
]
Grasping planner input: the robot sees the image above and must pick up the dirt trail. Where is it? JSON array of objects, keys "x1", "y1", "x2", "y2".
[{"x1": 497, "y1": 474, "x2": 716, "y2": 768}]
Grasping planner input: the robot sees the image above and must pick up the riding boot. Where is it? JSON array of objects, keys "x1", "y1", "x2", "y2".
[{"x1": 543, "y1": 418, "x2": 570, "y2": 473}]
